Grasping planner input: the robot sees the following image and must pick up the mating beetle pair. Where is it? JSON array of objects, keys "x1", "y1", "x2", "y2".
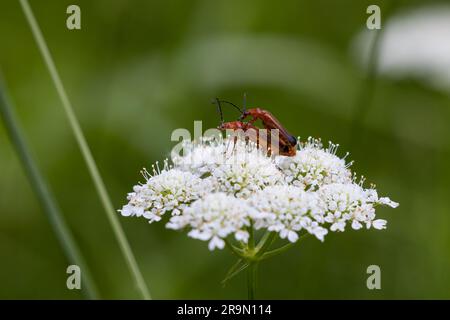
[{"x1": 212, "y1": 95, "x2": 297, "y2": 156}]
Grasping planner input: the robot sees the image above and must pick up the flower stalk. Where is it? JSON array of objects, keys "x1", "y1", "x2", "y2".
[
  {"x1": 246, "y1": 222, "x2": 256, "y2": 299},
  {"x1": 247, "y1": 262, "x2": 257, "y2": 300},
  {"x1": 225, "y1": 229, "x2": 281, "y2": 299}
]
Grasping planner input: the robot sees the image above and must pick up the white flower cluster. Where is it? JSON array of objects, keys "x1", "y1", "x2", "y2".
[
  {"x1": 120, "y1": 164, "x2": 214, "y2": 223},
  {"x1": 276, "y1": 138, "x2": 352, "y2": 191},
  {"x1": 120, "y1": 137, "x2": 398, "y2": 250},
  {"x1": 167, "y1": 193, "x2": 254, "y2": 250}
]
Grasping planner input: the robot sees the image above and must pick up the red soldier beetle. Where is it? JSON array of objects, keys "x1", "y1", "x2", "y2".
[{"x1": 212, "y1": 97, "x2": 297, "y2": 156}]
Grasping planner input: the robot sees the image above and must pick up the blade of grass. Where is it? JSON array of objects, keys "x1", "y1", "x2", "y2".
[
  {"x1": 0, "y1": 76, "x2": 99, "y2": 299},
  {"x1": 18, "y1": 0, "x2": 151, "y2": 299},
  {"x1": 349, "y1": 28, "x2": 382, "y2": 146},
  {"x1": 349, "y1": 2, "x2": 396, "y2": 147}
]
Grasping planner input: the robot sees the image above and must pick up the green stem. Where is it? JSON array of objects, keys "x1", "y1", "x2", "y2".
[
  {"x1": 18, "y1": 0, "x2": 150, "y2": 299},
  {"x1": 225, "y1": 228, "x2": 299, "y2": 299},
  {"x1": 254, "y1": 232, "x2": 276, "y2": 259},
  {"x1": 245, "y1": 225, "x2": 258, "y2": 300},
  {"x1": 0, "y1": 77, "x2": 99, "y2": 299},
  {"x1": 247, "y1": 262, "x2": 258, "y2": 300},
  {"x1": 224, "y1": 239, "x2": 245, "y2": 258},
  {"x1": 248, "y1": 221, "x2": 255, "y2": 251},
  {"x1": 261, "y1": 243, "x2": 295, "y2": 260}
]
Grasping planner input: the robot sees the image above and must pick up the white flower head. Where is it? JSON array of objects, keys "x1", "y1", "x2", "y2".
[
  {"x1": 247, "y1": 185, "x2": 328, "y2": 242},
  {"x1": 120, "y1": 135, "x2": 398, "y2": 251},
  {"x1": 212, "y1": 146, "x2": 285, "y2": 198},
  {"x1": 167, "y1": 193, "x2": 254, "y2": 250},
  {"x1": 277, "y1": 137, "x2": 352, "y2": 191},
  {"x1": 317, "y1": 183, "x2": 398, "y2": 232},
  {"x1": 172, "y1": 137, "x2": 229, "y2": 176},
  {"x1": 173, "y1": 137, "x2": 284, "y2": 198},
  {"x1": 119, "y1": 164, "x2": 213, "y2": 223}
]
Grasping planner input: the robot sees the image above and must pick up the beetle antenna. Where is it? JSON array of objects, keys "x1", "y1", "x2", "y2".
[
  {"x1": 212, "y1": 98, "x2": 224, "y2": 124},
  {"x1": 217, "y1": 100, "x2": 243, "y2": 114}
]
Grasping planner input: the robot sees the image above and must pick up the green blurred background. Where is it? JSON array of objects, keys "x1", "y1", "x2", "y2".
[{"x1": 1, "y1": 0, "x2": 449, "y2": 299}]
